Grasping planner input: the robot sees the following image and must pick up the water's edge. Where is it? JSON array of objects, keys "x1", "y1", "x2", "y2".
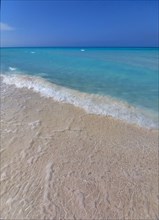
[{"x1": 1, "y1": 73, "x2": 158, "y2": 129}]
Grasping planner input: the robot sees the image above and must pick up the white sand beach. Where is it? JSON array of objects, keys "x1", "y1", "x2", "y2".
[{"x1": 1, "y1": 82, "x2": 158, "y2": 219}]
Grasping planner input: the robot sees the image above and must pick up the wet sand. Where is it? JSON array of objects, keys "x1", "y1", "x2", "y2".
[{"x1": 1, "y1": 82, "x2": 158, "y2": 219}]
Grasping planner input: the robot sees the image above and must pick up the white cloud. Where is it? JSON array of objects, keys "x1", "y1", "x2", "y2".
[{"x1": 0, "y1": 22, "x2": 15, "y2": 31}]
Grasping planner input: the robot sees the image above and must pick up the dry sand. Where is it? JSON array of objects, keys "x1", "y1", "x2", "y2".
[{"x1": 0, "y1": 82, "x2": 158, "y2": 219}]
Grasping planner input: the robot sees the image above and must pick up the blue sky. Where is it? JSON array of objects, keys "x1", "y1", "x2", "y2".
[{"x1": 1, "y1": 0, "x2": 158, "y2": 47}]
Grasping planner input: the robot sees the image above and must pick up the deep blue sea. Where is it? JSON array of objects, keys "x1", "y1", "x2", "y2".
[{"x1": 1, "y1": 47, "x2": 158, "y2": 128}]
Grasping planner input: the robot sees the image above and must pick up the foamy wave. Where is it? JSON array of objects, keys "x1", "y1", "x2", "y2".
[{"x1": 2, "y1": 73, "x2": 158, "y2": 129}]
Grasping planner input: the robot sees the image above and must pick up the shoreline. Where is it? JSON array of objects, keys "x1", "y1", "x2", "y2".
[
  {"x1": 1, "y1": 82, "x2": 158, "y2": 219},
  {"x1": 2, "y1": 73, "x2": 158, "y2": 129}
]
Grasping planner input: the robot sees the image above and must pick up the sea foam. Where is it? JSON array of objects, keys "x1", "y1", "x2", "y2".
[{"x1": 2, "y1": 73, "x2": 158, "y2": 129}]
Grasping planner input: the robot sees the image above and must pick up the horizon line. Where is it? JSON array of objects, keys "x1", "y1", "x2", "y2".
[{"x1": 1, "y1": 46, "x2": 159, "y2": 49}]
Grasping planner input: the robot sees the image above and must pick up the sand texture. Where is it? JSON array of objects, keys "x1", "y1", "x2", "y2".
[{"x1": 0, "y1": 82, "x2": 158, "y2": 219}]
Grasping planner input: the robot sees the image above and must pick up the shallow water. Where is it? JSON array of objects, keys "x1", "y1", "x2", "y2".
[{"x1": 1, "y1": 47, "x2": 158, "y2": 128}]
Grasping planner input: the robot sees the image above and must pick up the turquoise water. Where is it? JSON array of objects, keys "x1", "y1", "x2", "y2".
[{"x1": 1, "y1": 47, "x2": 158, "y2": 128}]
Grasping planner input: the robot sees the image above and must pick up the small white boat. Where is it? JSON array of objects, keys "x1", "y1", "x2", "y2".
[
  {"x1": 9, "y1": 67, "x2": 16, "y2": 71},
  {"x1": 80, "y1": 49, "x2": 85, "y2": 52}
]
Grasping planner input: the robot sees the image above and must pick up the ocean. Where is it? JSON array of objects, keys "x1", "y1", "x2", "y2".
[{"x1": 1, "y1": 47, "x2": 158, "y2": 128}]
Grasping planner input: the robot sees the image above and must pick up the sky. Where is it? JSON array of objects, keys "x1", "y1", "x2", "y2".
[{"x1": 1, "y1": 0, "x2": 158, "y2": 47}]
